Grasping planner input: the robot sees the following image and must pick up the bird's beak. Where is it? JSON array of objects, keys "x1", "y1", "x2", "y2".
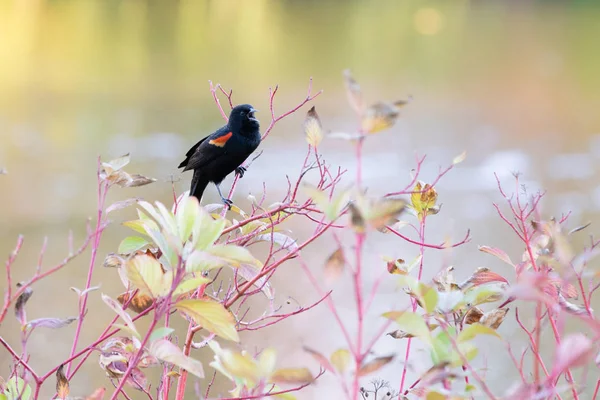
[{"x1": 249, "y1": 108, "x2": 259, "y2": 122}]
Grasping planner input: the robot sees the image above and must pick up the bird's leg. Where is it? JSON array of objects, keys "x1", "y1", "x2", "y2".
[
  {"x1": 235, "y1": 166, "x2": 246, "y2": 178},
  {"x1": 215, "y1": 183, "x2": 233, "y2": 209}
]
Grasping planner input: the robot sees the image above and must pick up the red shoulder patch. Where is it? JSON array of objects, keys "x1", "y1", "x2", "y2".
[{"x1": 208, "y1": 132, "x2": 233, "y2": 147}]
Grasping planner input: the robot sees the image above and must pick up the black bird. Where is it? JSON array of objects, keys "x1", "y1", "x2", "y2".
[{"x1": 178, "y1": 104, "x2": 261, "y2": 206}]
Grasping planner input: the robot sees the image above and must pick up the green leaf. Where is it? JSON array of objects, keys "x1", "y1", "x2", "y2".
[
  {"x1": 149, "y1": 327, "x2": 175, "y2": 342},
  {"x1": 382, "y1": 311, "x2": 431, "y2": 345},
  {"x1": 150, "y1": 339, "x2": 204, "y2": 378},
  {"x1": 457, "y1": 323, "x2": 501, "y2": 342},
  {"x1": 207, "y1": 245, "x2": 262, "y2": 268},
  {"x1": 421, "y1": 284, "x2": 439, "y2": 314},
  {"x1": 144, "y1": 228, "x2": 179, "y2": 269},
  {"x1": 4, "y1": 376, "x2": 32, "y2": 400},
  {"x1": 125, "y1": 253, "x2": 171, "y2": 298},
  {"x1": 451, "y1": 342, "x2": 478, "y2": 367},
  {"x1": 155, "y1": 201, "x2": 178, "y2": 237},
  {"x1": 303, "y1": 184, "x2": 350, "y2": 221},
  {"x1": 101, "y1": 293, "x2": 139, "y2": 338},
  {"x1": 122, "y1": 219, "x2": 158, "y2": 236},
  {"x1": 176, "y1": 195, "x2": 200, "y2": 242},
  {"x1": 173, "y1": 275, "x2": 211, "y2": 297},
  {"x1": 462, "y1": 285, "x2": 504, "y2": 307},
  {"x1": 186, "y1": 250, "x2": 231, "y2": 273},
  {"x1": 430, "y1": 329, "x2": 454, "y2": 365},
  {"x1": 118, "y1": 236, "x2": 149, "y2": 255},
  {"x1": 175, "y1": 299, "x2": 240, "y2": 342},
  {"x1": 193, "y1": 208, "x2": 226, "y2": 250}
]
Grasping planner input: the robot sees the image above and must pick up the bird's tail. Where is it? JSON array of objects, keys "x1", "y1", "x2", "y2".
[{"x1": 190, "y1": 171, "x2": 209, "y2": 201}]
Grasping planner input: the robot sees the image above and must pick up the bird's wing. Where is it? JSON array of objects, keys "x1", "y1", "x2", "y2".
[
  {"x1": 178, "y1": 136, "x2": 207, "y2": 169},
  {"x1": 180, "y1": 127, "x2": 234, "y2": 172}
]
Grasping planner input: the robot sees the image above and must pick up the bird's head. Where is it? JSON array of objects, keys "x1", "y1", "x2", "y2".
[{"x1": 229, "y1": 104, "x2": 260, "y2": 134}]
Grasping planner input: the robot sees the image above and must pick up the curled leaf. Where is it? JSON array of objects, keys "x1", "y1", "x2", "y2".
[
  {"x1": 568, "y1": 222, "x2": 591, "y2": 235},
  {"x1": 56, "y1": 364, "x2": 70, "y2": 399},
  {"x1": 103, "y1": 253, "x2": 125, "y2": 269},
  {"x1": 304, "y1": 106, "x2": 323, "y2": 147},
  {"x1": 463, "y1": 307, "x2": 484, "y2": 325},
  {"x1": 387, "y1": 329, "x2": 414, "y2": 339},
  {"x1": 15, "y1": 282, "x2": 32, "y2": 323},
  {"x1": 26, "y1": 317, "x2": 77, "y2": 331},
  {"x1": 106, "y1": 198, "x2": 140, "y2": 214},
  {"x1": 127, "y1": 174, "x2": 156, "y2": 187},
  {"x1": 101, "y1": 293, "x2": 139, "y2": 337},
  {"x1": 253, "y1": 232, "x2": 299, "y2": 256}
]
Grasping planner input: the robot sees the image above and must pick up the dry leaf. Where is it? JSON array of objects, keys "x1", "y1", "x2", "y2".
[
  {"x1": 15, "y1": 282, "x2": 32, "y2": 323},
  {"x1": 303, "y1": 346, "x2": 334, "y2": 373},
  {"x1": 361, "y1": 101, "x2": 407, "y2": 134},
  {"x1": 387, "y1": 258, "x2": 407, "y2": 275},
  {"x1": 368, "y1": 198, "x2": 407, "y2": 229},
  {"x1": 128, "y1": 174, "x2": 157, "y2": 187},
  {"x1": 118, "y1": 291, "x2": 155, "y2": 313},
  {"x1": 387, "y1": 329, "x2": 414, "y2": 339},
  {"x1": 103, "y1": 253, "x2": 126, "y2": 269},
  {"x1": 464, "y1": 307, "x2": 484, "y2": 325},
  {"x1": 348, "y1": 203, "x2": 366, "y2": 233},
  {"x1": 56, "y1": 364, "x2": 70, "y2": 399},
  {"x1": 479, "y1": 308, "x2": 509, "y2": 329},
  {"x1": 357, "y1": 355, "x2": 394, "y2": 376},
  {"x1": 325, "y1": 247, "x2": 345, "y2": 282}
]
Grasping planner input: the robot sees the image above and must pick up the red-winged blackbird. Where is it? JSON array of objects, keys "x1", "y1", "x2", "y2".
[{"x1": 178, "y1": 104, "x2": 261, "y2": 206}]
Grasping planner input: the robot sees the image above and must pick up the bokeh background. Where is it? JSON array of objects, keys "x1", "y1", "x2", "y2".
[{"x1": 1, "y1": 0, "x2": 600, "y2": 398}]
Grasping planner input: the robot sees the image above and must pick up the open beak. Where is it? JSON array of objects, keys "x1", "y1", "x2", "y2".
[{"x1": 249, "y1": 108, "x2": 259, "y2": 122}]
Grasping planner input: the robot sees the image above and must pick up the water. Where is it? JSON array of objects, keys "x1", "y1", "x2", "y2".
[{"x1": 1, "y1": 1, "x2": 600, "y2": 398}]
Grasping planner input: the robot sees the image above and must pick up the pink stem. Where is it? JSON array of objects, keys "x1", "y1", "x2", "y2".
[{"x1": 66, "y1": 160, "x2": 108, "y2": 376}]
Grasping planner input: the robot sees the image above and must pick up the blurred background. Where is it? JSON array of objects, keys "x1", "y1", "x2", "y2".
[{"x1": 1, "y1": 0, "x2": 600, "y2": 398}]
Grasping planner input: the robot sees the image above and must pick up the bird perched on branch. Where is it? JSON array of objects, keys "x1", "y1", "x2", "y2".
[{"x1": 178, "y1": 104, "x2": 261, "y2": 206}]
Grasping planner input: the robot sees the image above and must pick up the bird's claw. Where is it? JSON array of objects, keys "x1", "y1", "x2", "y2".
[
  {"x1": 235, "y1": 166, "x2": 247, "y2": 178},
  {"x1": 221, "y1": 197, "x2": 233, "y2": 209}
]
